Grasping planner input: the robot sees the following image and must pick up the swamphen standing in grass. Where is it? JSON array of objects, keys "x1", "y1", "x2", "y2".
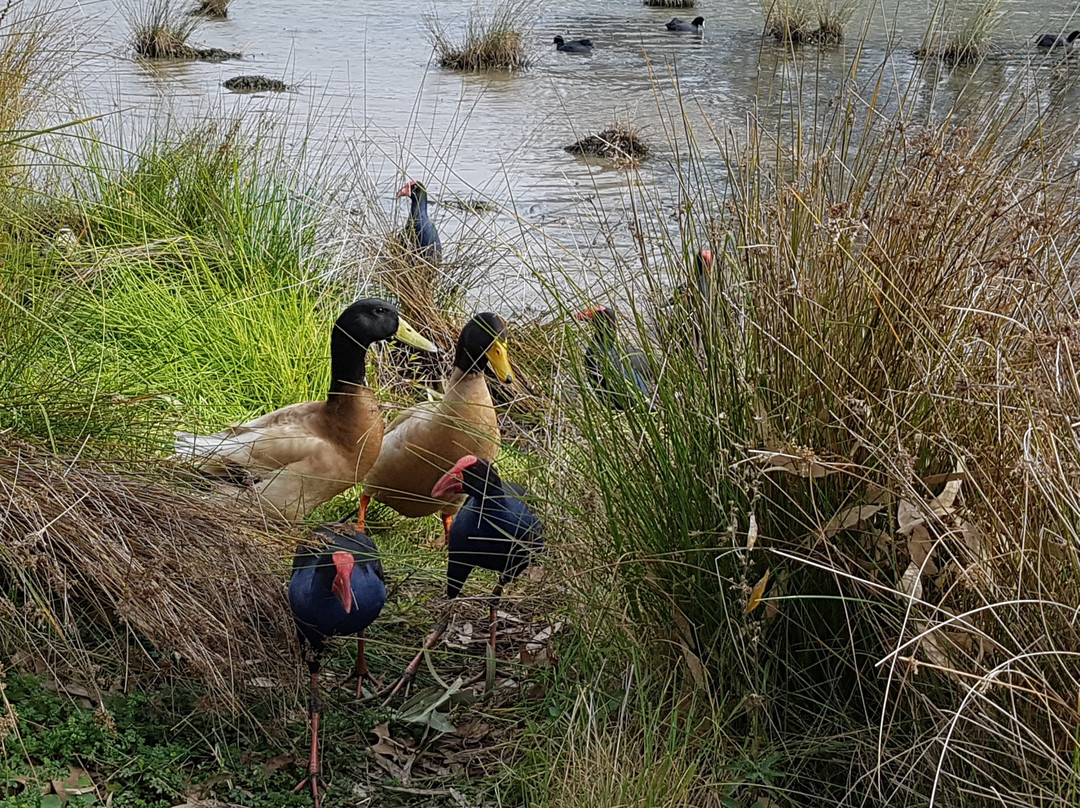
[
  {"x1": 575, "y1": 305, "x2": 654, "y2": 411},
  {"x1": 384, "y1": 456, "x2": 543, "y2": 699},
  {"x1": 397, "y1": 179, "x2": 441, "y2": 264},
  {"x1": 288, "y1": 525, "x2": 387, "y2": 807}
]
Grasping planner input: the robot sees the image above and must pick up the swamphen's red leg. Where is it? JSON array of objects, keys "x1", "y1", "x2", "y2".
[
  {"x1": 380, "y1": 607, "x2": 454, "y2": 705},
  {"x1": 292, "y1": 670, "x2": 327, "y2": 807},
  {"x1": 439, "y1": 513, "x2": 454, "y2": 549},
  {"x1": 340, "y1": 630, "x2": 381, "y2": 697}
]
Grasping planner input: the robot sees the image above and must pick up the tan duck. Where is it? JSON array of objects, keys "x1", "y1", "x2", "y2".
[
  {"x1": 173, "y1": 298, "x2": 438, "y2": 523},
  {"x1": 359, "y1": 313, "x2": 512, "y2": 540}
]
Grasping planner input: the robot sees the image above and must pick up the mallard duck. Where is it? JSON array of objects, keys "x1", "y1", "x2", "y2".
[
  {"x1": 173, "y1": 298, "x2": 438, "y2": 523},
  {"x1": 288, "y1": 524, "x2": 387, "y2": 805},
  {"x1": 358, "y1": 312, "x2": 512, "y2": 541}
]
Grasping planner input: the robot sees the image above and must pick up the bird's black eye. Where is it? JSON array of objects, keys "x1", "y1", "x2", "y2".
[{"x1": 373, "y1": 307, "x2": 387, "y2": 315}]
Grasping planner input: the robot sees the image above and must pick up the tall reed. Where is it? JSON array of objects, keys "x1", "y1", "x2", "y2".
[{"x1": 538, "y1": 50, "x2": 1080, "y2": 805}]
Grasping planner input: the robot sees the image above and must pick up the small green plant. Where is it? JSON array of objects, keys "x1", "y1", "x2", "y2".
[{"x1": 426, "y1": 0, "x2": 532, "y2": 72}]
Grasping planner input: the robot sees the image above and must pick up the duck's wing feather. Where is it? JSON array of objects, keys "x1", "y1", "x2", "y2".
[{"x1": 174, "y1": 402, "x2": 333, "y2": 475}]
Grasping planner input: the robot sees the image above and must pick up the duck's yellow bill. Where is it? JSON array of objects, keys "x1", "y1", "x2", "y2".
[
  {"x1": 395, "y1": 317, "x2": 439, "y2": 352},
  {"x1": 486, "y1": 339, "x2": 513, "y2": 383}
]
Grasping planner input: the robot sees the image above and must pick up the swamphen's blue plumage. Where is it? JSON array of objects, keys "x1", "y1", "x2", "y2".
[
  {"x1": 441, "y1": 458, "x2": 543, "y2": 599},
  {"x1": 289, "y1": 526, "x2": 386, "y2": 657},
  {"x1": 288, "y1": 524, "x2": 387, "y2": 807},
  {"x1": 397, "y1": 180, "x2": 441, "y2": 263},
  {"x1": 383, "y1": 456, "x2": 542, "y2": 701},
  {"x1": 576, "y1": 305, "x2": 654, "y2": 411}
]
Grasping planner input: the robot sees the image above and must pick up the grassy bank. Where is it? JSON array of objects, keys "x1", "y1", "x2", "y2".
[{"x1": 3, "y1": 2, "x2": 1080, "y2": 808}]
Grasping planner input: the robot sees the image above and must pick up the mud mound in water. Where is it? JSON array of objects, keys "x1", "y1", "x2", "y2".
[
  {"x1": 223, "y1": 75, "x2": 289, "y2": 93},
  {"x1": 565, "y1": 123, "x2": 650, "y2": 161}
]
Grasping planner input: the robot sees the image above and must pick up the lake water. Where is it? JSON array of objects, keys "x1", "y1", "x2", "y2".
[{"x1": 47, "y1": 0, "x2": 1080, "y2": 309}]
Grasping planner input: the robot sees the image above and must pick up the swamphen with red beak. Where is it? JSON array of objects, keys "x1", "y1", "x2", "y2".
[
  {"x1": 397, "y1": 180, "x2": 441, "y2": 264},
  {"x1": 384, "y1": 455, "x2": 542, "y2": 699},
  {"x1": 575, "y1": 305, "x2": 655, "y2": 412},
  {"x1": 288, "y1": 525, "x2": 387, "y2": 806}
]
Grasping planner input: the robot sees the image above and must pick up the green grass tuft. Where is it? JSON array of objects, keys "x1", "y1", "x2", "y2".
[{"x1": 426, "y1": 0, "x2": 532, "y2": 72}]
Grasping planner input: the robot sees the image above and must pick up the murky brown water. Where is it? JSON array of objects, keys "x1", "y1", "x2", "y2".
[{"x1": 48, "y1": 0, "x2": 1080, "y2": 308}]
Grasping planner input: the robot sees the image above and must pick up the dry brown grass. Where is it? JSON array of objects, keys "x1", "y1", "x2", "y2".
[{"x1": 0, "y1": 439, "x2": 300, "y2": 708}]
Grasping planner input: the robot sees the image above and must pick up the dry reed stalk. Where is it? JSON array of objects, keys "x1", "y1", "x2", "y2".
[{"x1": 0, "y1": 439, "x2": 301, "y2": 707}]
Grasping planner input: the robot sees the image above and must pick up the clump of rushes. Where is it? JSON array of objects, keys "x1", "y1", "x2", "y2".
[
  {"x1": 427, "y1": 0, "x2": 532, "y2": 72},
  {"x1": 192, "y1": 0, "x2": 229, "y2": 18},
  {"x1": 127, "y1": 0, "x2": 239, "y2": 59},
  {"x1": 811, "y1": 0, "x2": 857, "y2": 43},
  {"x1": 565, "y1": 121, "x2": 650, "y2": 166},
  {"x1": 643, "y1": 0, "x2": 695, "y2": 8},
  {"x1": 128, "y1": 0, "x2": 201, "y2": 57},
  {"x1": 763, "y1": 0, "x2": 813, "y2": 43},
  {"x1": 917, "y1": 0, "x2": 1002, "y2": 64}
]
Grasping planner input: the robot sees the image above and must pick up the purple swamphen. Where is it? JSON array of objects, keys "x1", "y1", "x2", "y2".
[
  {"x1": 575, "y1": 305, "x2": 655, "y2": 412},
  {"x1": 383, "y1": 455, "x2": 543, "y2": 700},
  {"x1": 396, "y1": 179, "x2": 442, "y2": 264},
  {"x1": 288, "y1": 524, "x2": 387, "y2": 806}
]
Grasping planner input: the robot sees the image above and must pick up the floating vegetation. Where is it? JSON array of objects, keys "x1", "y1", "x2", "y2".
[
  {"x1": 565, "y1": 122, "x2": 650, "y2": 164},
  {"x1": 436, "y1": 196, "x2": 497, "y2": 214},
  {"x1": 643, "y1": 0, "x2": 695, "y2": 8},
  {"x1": 223, "y1": 75, "x2": 289, "y2": 93}
]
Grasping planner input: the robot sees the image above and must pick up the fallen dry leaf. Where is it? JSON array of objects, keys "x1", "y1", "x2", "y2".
[
  {"x1": 897, "y1": 499, "x2": 925, "y2": 534},
  {"x1": 823, "y1": 504, "x2": 883, "y2": 538},
  {"x1": 899, "y1": 561, "x2": 923, "y2": 600},
  {"x1": 746, "y1": 512, "x2": 759, "y2": 551},
  {"x1": 50, "y1": 766, "x2": 95, "y2": 802},
  {"x1": 746, "y1": 570, "x2": 771, "y2": 614},
  {"x1": 678, "y1": 639, "x2": 705, "y2": 687}
]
